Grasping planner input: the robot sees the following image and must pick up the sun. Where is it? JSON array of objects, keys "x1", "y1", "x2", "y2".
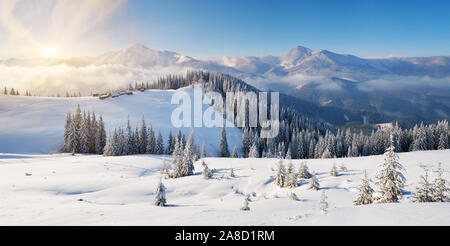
[{"x1": 41, "y1": 47, "x2": 57, "y2": 58}]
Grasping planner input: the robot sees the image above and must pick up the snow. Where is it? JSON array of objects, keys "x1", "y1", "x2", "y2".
[
  {"x1": 0, "y1": 87, "x2": 242, "y2": 156},
  {"x1": 0, "y1": 149, "x2": 449, "y2": 225}
]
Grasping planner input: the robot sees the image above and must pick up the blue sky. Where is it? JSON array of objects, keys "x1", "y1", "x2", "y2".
[
  {"x1": 119, "y1": 0, "x2": 450, "y2": 58},
  {"x1": 0, "y1": 0, "x2": 449, "y2": 59}
]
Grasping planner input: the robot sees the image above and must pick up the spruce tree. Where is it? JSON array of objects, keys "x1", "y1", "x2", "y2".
[
  {"x1": 146, "y1": 124, "x2": 155, "y2": 154},
  {"x1": 228, "y1": 168, "x2": 235, "y2": 178},
  {"x1": 375, "y1": 136, "x2": 406, "y2": 203},
  {"x1": 240, "y1": 195, "x2": 250, "y2": 211},
  {"x1": 232, "y1": 145, "x2": 239, "y2": 158},
  {"x1": 155, "y1": 129, "x2": 164, "y2": 154},
  {"x1": 275, "y1": 159, "x2": 286, "y2": 188},
  {"x1": 139, "y1": 116, "x2": 148, "y2": 154},
  {"x1": 201, "y1": 143, "x2": 206, "y2": 159},
  {"x1": 285, "y1": 160, "x2": 298, "y2": 188},
  {"x1": 248, "y1": 142, "x2": 258, "y2": 158},
  {"x1": 412, "y1": 168, "x2": 434, "y2": 203},
  {"x1": 154, "y1": 179, "x2": 167, "y2": 207},
  {"x1": 308, "y1": 172, "x2": 320, "y2": 190},
  {"x1": 63, "y1": 113, "x2": 72, "y2": 152},
  {"x1": 166, "y1": 130, "x2": 175, "y2": 154},
  {"x1": 219, "y1": 126, "x2": 230, "y2": 157},
  {"x1": 330, "y1": 163, "x2": 339, "y2": 177},
  {"x1": 96, "y1": 116, "x2": 106, "y2": 154},
  {"x1": 202, "y1": 159, "x2": 213, "y2": 179},
  {"x1": 181, "y1": 132, "x2": 195, "y2": 176},
  {"x1": 353, "y1": 170, "x2": 374, "y2": 205},
  {"x1": 103, "y1": 130, "x2": 114, "y2": 156},
  {"x1": 171, "y1": 140, "x2": 183, "y2": 178},
  {"x1": 432, "y1": 163, "x2": 450, "y2": 202},
  {"x1": 319, "y1": 191, "x2": 328, "y2": 214},
  {"x1": 339, "y1": 163, "x2": 348, "y2": 172},
  {"x1": 298, "y1": 161, "x2": 312, "y2": 179}
]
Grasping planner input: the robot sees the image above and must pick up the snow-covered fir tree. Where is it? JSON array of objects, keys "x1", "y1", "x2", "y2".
[
  {"x1": 138, "y1": 116, "x2": 147, "y2": 154},
  {"x1": 248, "y1": 142, "x2": 259, "y2": 158},
  {"x1": 319, "y1": 191, "x2": 328, "y2": 214},
  {"x1": 285, "y1": 160, "x2": 298, "y2": 188},
  {"x1": 298, "y1": 161, "x2": 312, "y2": 179},
  {"x1": 353, "y1": 170, "x2": 374, "y2": 205},
  {"x1": 146, "y1": 124, "x2": 155, "y2": 154},
  {"x1": 432, "y1": 163, "x2": 449, "y2": 202},
  {"x1": 339, "y1": 163, "x2": 348, "y2": 172},
  {"x1": 201, "y1": 143, "x2": 206, "y2": 159},
  {"x1": 181, "y1": 132, "x2": 195, "y2": 176},
  {"x1": 228, "y1": 168, "x2": 235, "y2": 178},
  {"x1": 275, "y1": 159, "x2": 286, "y2": 188},
  {"x1": 290, "y1": 192, "x2": 299, "y2": 201},
  {"x1": 308, "y1": 172, "x2": 320, "y2": 190},
  {"x1": 219, "y1": 126, "x2": 230, "y2": 157},
  {"x1": 170, "y1": 140, "x2": 183, "y2": 178},
  {"x1": 375, "y1": 135, "x2": 406, "y2": 203},
  {"x1": 155, "y1": 129, "x2": 164, "y2": 154},
  {"x1": 160, "y1": 159, "x2": 170, "y2": 175},
  {"x1": 166, "y1": 130, "x2": 175, "y2": 154},
  {"x1": 232, "y1": 145, "x2": 239, "y2": 158},
  {"x1": 412, "y1": 168, "x2": 434, "y2": 203},
  {"x1": 202, "y1": 159, "x2": 213, "y2": 179},
  {"x1": 330, "y1": 163, "x2": 339, "y2": 177},
  {"x1": 154, "y1": 179, "x2": 167, "y2": 207},
  {"x1": 240, "y1": 195, "x2": 250, "y2": 211}
]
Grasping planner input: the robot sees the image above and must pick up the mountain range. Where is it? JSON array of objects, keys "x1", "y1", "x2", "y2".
[{"x1": 1, "y1": 43, "x2": 449, "y2": 127}]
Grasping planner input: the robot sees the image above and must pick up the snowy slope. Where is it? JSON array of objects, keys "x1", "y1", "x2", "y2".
[
  {"x1": 0, "y1": 150, "x2": 448, "y2": 225},
  {"x1": 0, "y1": 87, "x2": 242, "y2": 156}
]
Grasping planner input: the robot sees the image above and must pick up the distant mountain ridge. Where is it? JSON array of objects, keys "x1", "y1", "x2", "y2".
[
  {"x1": 2, "y1": 43, "x2": 450, "y2": 79},
  {"x1": 1, "y1": 43, "x2": 449, "y2": 126}
]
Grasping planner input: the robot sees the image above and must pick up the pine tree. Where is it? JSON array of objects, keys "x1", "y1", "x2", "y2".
[
  {"x1": 285, "y1": 160, "x2": 298, "y2": 188},
  {"x1": 103, "y1": 130, "x2": 115, "y2": 156},
  {"x1": 219, "y1": 126, "x2": 230, "y2": 157},
  {"x1": 139, "y1": 116, "x2": 148, "y2": 154},
  {"x1": 232, "y1": 145, "x2": 239, "y2": 158},
  {"x1": 290, "y1": 193, "x2": 299, "y2": 201},
  {"x1": 3, "y1": 87, "x2": 7, "y2": 95},
  {"x1": 96, "y1": 116, "x2": 106, "y2": 154},
  {"x1": 154, "y1": 179, "x2": 167, "y2": 207},
  {"x1": 201, "y1": 143, "x2": 206, "y2": 159},
  {"x1": 160, "y1": 159, "x2": 170, "y2": 175},
  {"x1": 353, "y1": 170, "x2": 374, "y2": 205},
  {"x1": 63, "y1": 113, "x2": 72, "y2": 152},
  {"x1": 146, "y1": 124, "x2": 155, "y2": 154},
  {"x1": 248, "y1": 142, "x2": 259, "y2": 158},
  {"x1": 412, "y1": 168, "x2": 434, "y2": 203},
  {"x1": 155, "y1": 129, "x2": 164, "y2": 154},
  {"x1": 375, "y1": 135, "x2": 406, "y2": 203},
  {"x1": 432, "y1": 163, "x2": 450, "y2": 202},
  {"x1": 298, "y1": 161, "x2": 312, "y2": 179},
  {"x1": 166, "y1": 130, "x2": 175, "y2": 154},
  {"x1": 228, "y1": 168, "x2": 235, "y2": 178},
  {"x1": 339, "y1": 163, "x2": 348, "y2": 172},
  {"x1": 181, "y1": 132, "x2": 195, "y2": 176},
  {"x1": 285, "y1": 145, "x2": 292, "y2": 159},
  {"x1": 275, "y1": 159, "x2": 286, "y2": 188},
  {"x1": 308, "y1": 172, "x2": 320, "y2": 190},
  {"x1": 240, "y1": 195, "x2": 250, "y2": 211},
  {"x1": 202, "y1": 159, "x2": 213, "y2": 179},
  {"x1": 330, "y1": 163, "x2": 339, "y2": 177},
  {"x1": 319, "y1": 191, "x2": 328, "y2": 214},
  {"x1": 170, "y1": 140, "x2": 183, "y2": 178},
  {"x1": 438, "y1": 132, "x2": 449, "y2": 150}
]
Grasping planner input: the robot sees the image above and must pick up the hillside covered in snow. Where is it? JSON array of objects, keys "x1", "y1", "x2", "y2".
[
  {"x1": 0, "y1": 150, "x2": 448, "y2": 225},
  {"x1": 0, "y1": 87, "x2": 242, "y2": 155}
]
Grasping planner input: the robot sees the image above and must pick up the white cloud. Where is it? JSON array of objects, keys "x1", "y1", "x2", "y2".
[{"x1": 0, "y1": 64, "x2": 190, "y2": 96}]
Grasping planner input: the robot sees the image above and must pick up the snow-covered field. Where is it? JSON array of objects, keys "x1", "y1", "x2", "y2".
[
  {"x1": 0, "y1": 150, "x2": 449, "y2": 225},
  {"x1": 0, "y1": 87, "x2": 242, "y2": 156}
]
